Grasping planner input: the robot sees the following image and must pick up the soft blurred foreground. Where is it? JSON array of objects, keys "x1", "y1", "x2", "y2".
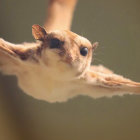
[{"x1": 0, "y1": 0, "x2": 140, "y2": 140}]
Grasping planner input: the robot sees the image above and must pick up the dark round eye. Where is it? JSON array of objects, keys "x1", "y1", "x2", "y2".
[
  {"x1": 50, "y1": 38, "x2": 61, "y2": 49},
  {"x1": 80, "y1": 47, "x2": 88, "y2": 56}
]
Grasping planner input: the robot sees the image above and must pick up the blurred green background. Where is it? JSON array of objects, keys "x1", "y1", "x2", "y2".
[{"x1": 0, "y1": 0, "x2": 140, "y2": 140}]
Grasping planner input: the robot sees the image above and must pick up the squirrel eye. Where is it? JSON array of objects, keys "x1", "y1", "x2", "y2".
[
  {"x1": 50, "y1": 38, "x2": 61, "y2": 49},
  {"x1": 80, "y1": 47, "x2": 88, "y2": 56}
]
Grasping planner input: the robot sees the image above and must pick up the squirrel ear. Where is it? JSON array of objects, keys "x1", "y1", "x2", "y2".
[
  {"x1": 32, "y1": 24, "x2": 47, "y2": 40},
  {"x1": 92, "y1": 42, "x2": 99, "y2": 50}
]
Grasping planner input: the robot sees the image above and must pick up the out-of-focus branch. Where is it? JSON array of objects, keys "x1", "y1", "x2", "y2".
[{"x1": 44, "y1": 0, "x2": 78, "y2": 32}]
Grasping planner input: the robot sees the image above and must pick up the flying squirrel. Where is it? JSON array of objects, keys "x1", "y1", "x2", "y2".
[{"x1": 0, "y1": 24, "x2": 140, "y2": 103}]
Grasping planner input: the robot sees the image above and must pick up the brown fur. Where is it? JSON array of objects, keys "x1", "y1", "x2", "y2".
[{"x1": 0, "y1": 26, "x2": 140, "y2": 102}]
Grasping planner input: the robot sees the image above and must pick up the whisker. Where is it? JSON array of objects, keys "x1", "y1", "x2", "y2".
[{"x1": 93, "y1": 57, "x2": 104, "y2": 63}]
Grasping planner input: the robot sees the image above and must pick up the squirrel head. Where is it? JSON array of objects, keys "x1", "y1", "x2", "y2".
[{"x1": 32, "y1": 24, "x2": 98, "y2": 76}]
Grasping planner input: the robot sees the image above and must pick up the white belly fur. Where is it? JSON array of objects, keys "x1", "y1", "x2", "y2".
[{"x1": 17, "y1": 64, "x2": 78, "y2": 103}]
